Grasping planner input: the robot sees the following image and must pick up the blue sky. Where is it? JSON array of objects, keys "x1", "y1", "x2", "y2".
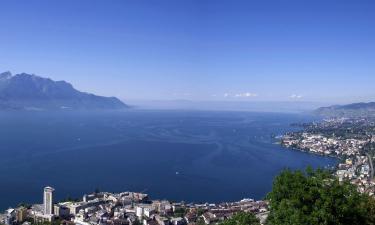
[{"x1": 1, "y1": 0, "x2": 374, "y2": 103}]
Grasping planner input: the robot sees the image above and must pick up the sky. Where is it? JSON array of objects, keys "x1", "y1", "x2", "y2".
[{"x1": 0, "y1": 0, "x2": 375, "y2": 103}]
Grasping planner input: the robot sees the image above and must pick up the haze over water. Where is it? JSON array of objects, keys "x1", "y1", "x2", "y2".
[{"x1": 0, "y1": 110, "x2": 336, "y2": 210}]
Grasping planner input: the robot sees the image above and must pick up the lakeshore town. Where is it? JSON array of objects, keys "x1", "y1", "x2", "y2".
[
  {"x1": 282, "y1": 117, "x2": 375, "y2": 195},
  {"x1": 2, "y1": 117, "x2": 375, "y2": 225},
  {"x1": 0, "y1": 188, "x2": 269, "y2": 225}
]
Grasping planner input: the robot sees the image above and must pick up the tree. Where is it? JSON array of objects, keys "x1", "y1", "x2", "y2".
[
  {"x1": 60, "y1": 195, "x2": 80, "y2": 202},
  {"x1": 220, "y1": 212, "x2": 260, "y2": 225},
  {"x1": 173, "y1": 207, "x2": 187, "y2": 217},
  {"x1": 266, "y1": 167, "x2": 375, "y2": 225},
  {"x1": 196, "y1": 217, "x2": 206, "y2": 225},
  {"x1": 17, "y1": 202, "x2": 32, "y2": 208},
  {"x1": 132, "y1": 219, "x2": 142, "y2": 225}
]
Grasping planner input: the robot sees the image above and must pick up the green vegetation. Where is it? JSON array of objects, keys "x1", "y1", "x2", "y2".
[
  {"x1": 173, "y1": 208, "x2": 187, "y2": 217},
  {"x1": 219, "y1": 212, "x2": 260, "y2": 225},
  {"x1": 132, "y1": 219, "x2": 142, "y2": 225},
  {"x1": 196, "y1": 217, "x2": 206, "y2": 225},
  {"x1": 266, "y1": 167, "x2": 375, "y2": 225},
  {"x1": 59, "y1": 195, "x2": 80, "y2": 202},
  {"x1": 17, "y1": 203, "x2": 31, "y2": 208},
  {"x1": 196, "y1": 208, "x2": 206, "y2": 216}
]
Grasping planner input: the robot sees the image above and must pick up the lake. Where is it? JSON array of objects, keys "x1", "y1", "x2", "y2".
[{"x1": 0, "y1": 110, "x2": 337, "y2": 210}]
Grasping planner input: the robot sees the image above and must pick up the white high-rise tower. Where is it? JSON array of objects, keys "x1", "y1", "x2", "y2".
[{"x1": 43, "y1": 186, "x2": 55, "y2": 215}]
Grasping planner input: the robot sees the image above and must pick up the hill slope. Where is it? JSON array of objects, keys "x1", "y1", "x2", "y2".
[
  {"x1": 315, "y1": 102, "x2": 375, "y2": 117},
  {"x1": 0, "y1": 71, "x2": 128, "y2": 110}
]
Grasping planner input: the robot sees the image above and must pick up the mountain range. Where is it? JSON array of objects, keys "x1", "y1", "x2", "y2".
[
  {"x1": 0, "y1": 71, "x2": 128, "y2": 110},
  {"x1": 315, "y1": 102, "x2": 375, "y2": 117}
]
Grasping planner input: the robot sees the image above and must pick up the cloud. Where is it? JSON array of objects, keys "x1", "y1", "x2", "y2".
[
  {"x1": 223, "y1": 92, "x2": 258, "y2": 98},
  {"x1": 289, "y1": 94, "x2": 303, "y2": 99},
  {"x1": 235, "y1": 92, "x2": 258, "y2": 98}
]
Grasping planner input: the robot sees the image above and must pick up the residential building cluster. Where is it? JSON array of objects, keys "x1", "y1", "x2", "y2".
[
  {"x1": 1, "y1": 188, "x2": 269, "y2": 225},
  {"x1": 282, "y1": 133, "x2": 367, "y2": 156},
  {"x1": 281, "y1": 117, "x2": 375, "y2": 196}
]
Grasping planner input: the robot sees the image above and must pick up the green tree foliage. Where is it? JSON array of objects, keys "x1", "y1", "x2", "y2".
[
  {"x1": 59, "y1": 195, "x2": 80, "y2": 202},
  {"x1": 173, "y1": 208, "x2": 187, "y2": 217},
  {"x1": 196, "y1": 208, "x2": 206, "y2": 216},
  {"x1": 17, "y1": 202, "x2": 32, "y2": 208},
  {"x1": 220, "y1": 212, "x2": 260, "y2": 225},
  {"x1": 196, "y1": 217, "x2": 206, "y2": 225},
  {"x1": 266, "y1": 167, "x2": 375, "y2": 225},
  {"x1": 133, "y1": 219, "x2": 142, "y2": 225}
]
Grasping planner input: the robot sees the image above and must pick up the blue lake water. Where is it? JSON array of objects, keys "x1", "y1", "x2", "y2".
[{"x1": 0, "y1": 110, "x2": 337, "y2": 210}]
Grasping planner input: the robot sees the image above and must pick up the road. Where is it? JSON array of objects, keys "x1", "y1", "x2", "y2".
[{"x1": 366, "y1": 153, "x2": 374, "y2": 180}]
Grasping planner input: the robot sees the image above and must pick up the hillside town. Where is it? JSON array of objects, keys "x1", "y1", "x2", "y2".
[
  {"x1": 0, "y1": 188, "x2": 269, "y2": 225},
  {"x1": 281, "y1": 117, "x2": 375, "y2": 196}
]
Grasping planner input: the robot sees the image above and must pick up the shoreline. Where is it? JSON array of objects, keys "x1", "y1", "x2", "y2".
[{"x1": 278, "y1": 116, "x2": 375, "y2": 196}]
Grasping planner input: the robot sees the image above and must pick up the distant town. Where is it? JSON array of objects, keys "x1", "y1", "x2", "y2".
[
  {"x1": 281, "y1": 117, "x2": 375, "y2": 195},
  {"x1": 0, "y1": 187, "x2": 268, "y2": 225}
]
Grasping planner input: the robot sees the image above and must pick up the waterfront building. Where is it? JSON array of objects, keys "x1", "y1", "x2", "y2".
[
  {"x1": 54, "y1": 204, "x2": 70, "y2": 218},
  {"x1": 4, "y1": 208, "x2": 15, "y2": 225},
  {"x1": 15, "y1": 207, "x2": 27, "y2": 222},
  {"x1": 43, "y1": 186, "x2": 55, "y2": 215}
]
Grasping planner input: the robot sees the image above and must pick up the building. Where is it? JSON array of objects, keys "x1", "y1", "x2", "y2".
[
  {"x1": 15, "y1": 207, "x2": 28, "y2": 223},
  {"x1": 44, "y1": 186, "x2": 55, "y2": 215},
  {"x1": 4, "y1": 208, "x2": 16, "y2": 225},
  {"x1": 54, "y1": 204, "x2": 70, "y2": 218},
  {"x1": 30, "y1": 204, "x2": 54, "y2": 222},
  {"x1": 136, "y1": 205, "x2": 154, "y2": 218},
  {"x1": 170, "y1": 217, "x2": 185, "y2": 225}
]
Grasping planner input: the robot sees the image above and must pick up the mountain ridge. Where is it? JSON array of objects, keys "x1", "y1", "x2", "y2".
[
  {"x1": 315, "y1": 101, "x2": 375, "y2": 117},
  {"x1": 0, "y1": 71, "x2": 128, "y2": 110}
]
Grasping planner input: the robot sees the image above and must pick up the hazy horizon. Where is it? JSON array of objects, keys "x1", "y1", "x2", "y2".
[
  {"x1": 1, "y1": 0, "x2": 375, "y2": 103},
  {"x1": 0, "y1": 69, "x2": 370, "y2": 110}
]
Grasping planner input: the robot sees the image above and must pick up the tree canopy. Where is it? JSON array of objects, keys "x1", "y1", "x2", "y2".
[
  {"x1": 266, "y1": 167, "x2": 375, "y2": 225},
  {"x1": 220, "y1": 212, "x2": 260, "y2": 225}
]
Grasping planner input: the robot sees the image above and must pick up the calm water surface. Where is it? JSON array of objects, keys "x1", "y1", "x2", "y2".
[{"x1": 0, "y1": 110, "x2": 336, "y2": 210}]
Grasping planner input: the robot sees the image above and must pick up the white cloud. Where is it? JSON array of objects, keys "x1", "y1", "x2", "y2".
[
  {"x1": 234, "y1": 92, "x2": 258, "y2": 98},
  {"x1": 289, "y1": 94, "x2": 303, "y2": 99},
  {"x1": 223, "y1": 92, "x2": 258, "y2": 98}
]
